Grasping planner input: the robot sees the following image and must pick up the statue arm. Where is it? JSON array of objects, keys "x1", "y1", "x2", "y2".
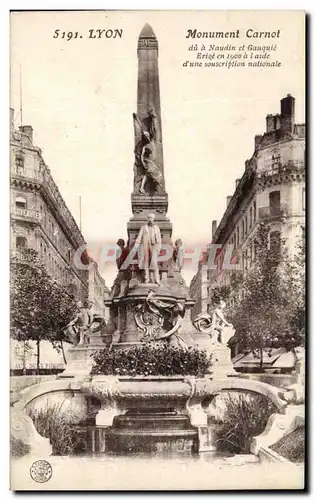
[
  {"x1": 216, "y1": 308, "x2": 231, "y2": 326},
  {"x1": 133, "y1": 113, "x2": 143, "y2": 147},
  {"x1": 140, "y1": 146, "x2": 146, "y2": 166},
  {"x1": 68, "y1": 312, "x2": 79, "y2": 326}
]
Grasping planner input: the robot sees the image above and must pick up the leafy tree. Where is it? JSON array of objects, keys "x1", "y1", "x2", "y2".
[
  {"x1": 225, "y1": 223, "x2": 305, "y2": 368},
  {"x1": 289, "y1": 226, "x2": 305, "y2": 340},
  {"x1": 10, "y1": 249, "x2": 77, "y2": 372},
  {"x1": 211, "y1": 284, "x2": 231, "y2": 306}
]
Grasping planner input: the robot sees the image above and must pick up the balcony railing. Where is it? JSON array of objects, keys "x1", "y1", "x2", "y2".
[
  {"x1": 11, "y1": 167, "x2": 43, "y2": 181},
  {"x1": 258, "y1": 160, "x2": 304, "y2": 177},
  {"x1": 11, "y1": 166, "x2": 85, "y2": 246},
  {"x1": 258, "y1": 204, "x2": 289, "y2": 221},
  {"x1": 12, "y1": 207, "x2": 42, "y2": 221}
]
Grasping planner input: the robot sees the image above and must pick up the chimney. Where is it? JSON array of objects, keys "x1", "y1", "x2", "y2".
[
  {"x1": 10, "y1": 108, "x2": 14, "y2": 128},
  {"x1": 280, "y1": 94, "x2": 295, "y2": 133},
  {"x1": 274, "y1": 113, "x2": 281, "y2": 130},
  {"x1": 235, "y1": 178, "x2": 240, "y2": 189},
  {"x1": 266, "y1": 114, "x2": 275, "y2": 133},
  {"x1": 226, "y1": 196, "x2": 232, "y2": 206},
  {"x1": 254, "y1": 134, "x2": 262, "y2": 149},
  {"x1": 19, "y1": 125, "x2": 33, "y2": 143},
  {"x1": 212, "y1": 220, "x2": 217, "y2": 238}
]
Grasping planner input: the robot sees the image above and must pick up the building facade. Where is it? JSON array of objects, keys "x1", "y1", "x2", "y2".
[
  {"x1": 190, "y1": 256, "x2": 210, "y2": 319},
  {"x1": 190, "y1": 94, "x2": 305, "y2": 317},
  {"x1": 10, "y1": 109, "x2": 90, "y2": 301},
  {"x1": 88, "y1": 257, "x2": 110, "y2": 319}
]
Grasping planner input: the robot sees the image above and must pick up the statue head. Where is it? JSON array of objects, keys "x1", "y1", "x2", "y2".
[
  {"x1": 117, "y1": 238, "x2": 125, "y2": 249},
  {"x1": 147, "y1": 213, "x2": 155, "y2": 226},
  {"x1": 219, "y1": 299, "x2": 226, "y2": 309},
  {"x1": 76, "y1": 300, "x2": 83, "y2": 309},
  {"x1": 143, "y1": 131, "x2": 150, "y2": 142},
  {"x1": 175, "y1": 238, "x2": 183, "y2": 248}
]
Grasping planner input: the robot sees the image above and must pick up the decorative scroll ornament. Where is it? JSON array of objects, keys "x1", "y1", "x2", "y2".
[
  {"x1": 193, "y1": 313, "x2": 213, "y2": 333},
  {"x1": 134, "y1": 302, "x2": 164, "y2": 339},
  {"x1": 134, "y1": 290, "x2": 187, "y2": 348}
]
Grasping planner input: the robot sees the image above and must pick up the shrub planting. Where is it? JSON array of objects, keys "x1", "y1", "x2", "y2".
[{"x1": 91, "y1": 344, "x2": 212, "y2": 377}]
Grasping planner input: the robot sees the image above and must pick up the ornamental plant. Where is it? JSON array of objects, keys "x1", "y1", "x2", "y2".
[
  {"x1": 10, "y1": 249, "x2": 77, "y2": 371},
  {"x1": 28, "y1": 403, "x2": 87, "y2": 456},
  {"x1": 91, "y1": 344, "x2": 212, "y2": 377},
  {"x1": 216, "y1": 223, "x2": 305, "y2": 368},
  {"x1": 214, "y1": 392, "x2": 276, "y2": 454}
]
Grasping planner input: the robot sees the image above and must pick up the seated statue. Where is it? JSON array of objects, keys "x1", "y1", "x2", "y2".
[
  {"x1": 64, "y1": 301, "x2": 106, "y2": 346},
  {"x1": 193, "y1": 299, "x2": 235, "y2": 347}
]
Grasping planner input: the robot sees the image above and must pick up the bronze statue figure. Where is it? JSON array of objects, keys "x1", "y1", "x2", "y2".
[
  {"x1": 133, "y1": 111, "x2": 163, "y2": 195},
  {"x1": 64, "y1": 301, "x2": 106, "y2": 346}
]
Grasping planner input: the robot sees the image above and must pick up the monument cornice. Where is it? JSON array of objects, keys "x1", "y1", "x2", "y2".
[
  {"x1": 257, "y1": 165, "x2": 305, "y2": 188},
  {"x1": 10, "y1": 176, "x2": 41, "y2": 192}
]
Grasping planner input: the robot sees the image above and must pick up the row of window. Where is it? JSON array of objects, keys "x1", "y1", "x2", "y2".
[
  {"x1": 229, "y1": 201, "x2": 257, "y2": 250},
  {"x1": 14, "y1": 195, "x2": 73, "y2": 263},
  {"x1": 39, "y1": 241, "x2": 72, "y2": 285},
  {"x1": 228, "y1": 190, "x2": 283, "y2": 252},
  {"x1": 263, "y1": 152, "x2": 281, "y2": 172},
  {"x1": 213, "y1": 228, "x2": 281, "y2": 278},
  {"x1": 15, "y1": 236, "x2": 74, "y2": 290}
]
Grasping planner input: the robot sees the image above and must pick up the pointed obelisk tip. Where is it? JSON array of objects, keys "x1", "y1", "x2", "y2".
[{"x1": 139, "y1": 23, "x2": 156, "y2": 39}]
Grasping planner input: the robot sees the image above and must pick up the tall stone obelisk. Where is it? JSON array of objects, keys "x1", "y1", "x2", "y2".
[
  {"x1": 128, "y1": 23, "x2": 172, "y2": 247},
  {"x1": 136, "y1": 23, "x2": 165, "y2": 189},
  {"x1": 107, "y1": 24, "x2": 197, "y2": 347}
]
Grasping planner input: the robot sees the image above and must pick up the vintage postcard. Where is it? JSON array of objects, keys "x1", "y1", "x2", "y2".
[{"x1": 10, "y1": 10, "x2": 305, "y2": 490}]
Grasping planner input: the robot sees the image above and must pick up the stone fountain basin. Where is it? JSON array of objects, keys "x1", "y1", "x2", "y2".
[
  {"x1": 81, "y1": 375, "x2": 208, "y2": 454},
  {"x1": 81, "y1": 375, "x2": 201, "y2": 413}
]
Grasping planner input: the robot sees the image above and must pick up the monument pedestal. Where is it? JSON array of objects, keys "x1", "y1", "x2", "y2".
[
  {"x1": 59, "y1": 336, "x2": 104, "y2": 379},
  {"x1": 211, "y1": 345, "x2": 238, "y2": 378},
  {"x1": 106, "y1": 411, "x2": 198, "y2": 455},
  {"x1": 81, "y1": 375, "x2": 212, "y2": 455}
]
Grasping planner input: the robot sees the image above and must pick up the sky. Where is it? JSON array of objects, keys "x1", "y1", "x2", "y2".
[{"x1": 10, "y1": 10, "x2": 305, "y2": 286}]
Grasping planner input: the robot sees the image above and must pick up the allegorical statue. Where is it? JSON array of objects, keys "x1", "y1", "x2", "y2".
[
  {"x1": 64, "y1": 300, "x2": 106, "y2": 346},
  {"x1": 173, "y1": 239, "x2": 184, "y2": 272},
  {"x1": 133, "y1": 110, "x2": 163, "y2": 195},
  {"x1": 111, "y1": 238, "x2": 130, "y2": 297},
  {"x1": 193, "y1": 299, "x2": 235, "y2": 347},
  {"x1": 168, "y1": 238, "x2": 185, "y2": 285},
  {"x1": 135, "y1": 212, "x2": 161, "y2": 285}
]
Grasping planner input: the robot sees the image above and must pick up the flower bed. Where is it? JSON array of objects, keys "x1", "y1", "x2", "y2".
[
  {"x1": 270, "y1": 427, "x2": 304, "y2": 463},
  {"x1": 91, "y1": 344, "x2": 212, "y2": 377}
]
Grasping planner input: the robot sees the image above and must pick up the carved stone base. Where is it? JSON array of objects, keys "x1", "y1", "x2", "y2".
[
  {"x1": 197, "y1": 425, "x2": 217, "y2": 452},
  {"x1": 11, "y1": 405, "x2": 52, "y2": 457},
  {"x1": 211, "y1": 345, "x2": 238, "y2": 378},
  {"x1": 59, "y1": 343, "x2": 104, "y2": 379},
  {"x1": 105, "y1": 411, "x2": 198, "y2": 455},
  {"x1": 111, "y1": 342, "x2": 142, "y2": 351},
  {"x1": 251, "y1": 404, "x2": 305, "y2": 455}
]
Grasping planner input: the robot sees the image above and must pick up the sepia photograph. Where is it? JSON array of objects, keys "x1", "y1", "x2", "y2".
[{"x1": 9, "y1": 9, "x2": 305, "y2": 491}]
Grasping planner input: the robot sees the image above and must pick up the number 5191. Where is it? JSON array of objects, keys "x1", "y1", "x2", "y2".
[{"x1": 53, "y1": 30, "x2": 80, "y2": 40}]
